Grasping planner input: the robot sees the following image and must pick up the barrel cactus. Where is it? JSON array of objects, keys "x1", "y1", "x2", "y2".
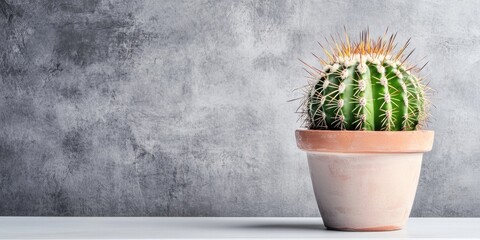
[{"x1": 299, "y1": 30, "x2": 429, "y2": 131}]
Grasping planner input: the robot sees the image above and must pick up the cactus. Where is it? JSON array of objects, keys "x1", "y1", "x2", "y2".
[{"x1": 299, "y1": 30, "x2": 429, "y2": 131}]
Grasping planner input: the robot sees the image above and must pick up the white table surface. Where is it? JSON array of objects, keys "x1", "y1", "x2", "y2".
[{"x1": 0, "y1": 217, "x2": 478, "y2": 239}]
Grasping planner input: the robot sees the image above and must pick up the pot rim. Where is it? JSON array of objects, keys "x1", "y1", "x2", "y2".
[{"x1": 296, "y1": 129, "x2": 434, "y2": 153}]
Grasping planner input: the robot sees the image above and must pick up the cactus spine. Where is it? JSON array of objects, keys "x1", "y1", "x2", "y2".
[{"x1": 300, "y1": 30, "x2": 428, "y2": 131}]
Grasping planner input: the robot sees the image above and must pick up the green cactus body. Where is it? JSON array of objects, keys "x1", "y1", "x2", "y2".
[{"x1": 307, "y1": 54, "x2": 426, "y2": 131}]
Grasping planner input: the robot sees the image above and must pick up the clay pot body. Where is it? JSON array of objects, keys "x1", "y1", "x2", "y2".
[{"x1": 296, "y1": 130, "x2": 434, "y2": 231}]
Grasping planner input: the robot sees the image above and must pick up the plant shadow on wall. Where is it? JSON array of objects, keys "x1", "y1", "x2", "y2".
[{"x1": 292, "y1": 28, "x2": 435, "y2": 231}]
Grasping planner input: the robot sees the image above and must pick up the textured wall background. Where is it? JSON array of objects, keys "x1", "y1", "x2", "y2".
[{"x1": 0, "y1": 0, "x2": 478, "y2": 216}]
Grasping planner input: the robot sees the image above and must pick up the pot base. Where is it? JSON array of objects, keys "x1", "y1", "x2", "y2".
[{"x1": 325, "y1": 225, "x2": 402, "y2": 232}]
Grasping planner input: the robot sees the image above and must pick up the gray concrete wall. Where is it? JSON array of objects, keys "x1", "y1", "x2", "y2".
[{"x1": 0, "y1": 0, "x2": 477, "y2": 216}]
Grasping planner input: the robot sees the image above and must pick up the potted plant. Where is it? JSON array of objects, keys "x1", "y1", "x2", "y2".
[{"x1": 295, "y1": 30, "x2": 434, "y2": 231}]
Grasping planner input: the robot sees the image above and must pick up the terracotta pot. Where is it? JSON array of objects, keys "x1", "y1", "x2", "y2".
[{"x1": 296, "y1": 130, "x2": 434, "y2": 231}]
